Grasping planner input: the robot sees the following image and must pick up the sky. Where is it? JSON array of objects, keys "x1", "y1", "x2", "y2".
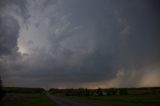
[{"x1": 0, "y1": 0, "x2": 160, "y2": 89}]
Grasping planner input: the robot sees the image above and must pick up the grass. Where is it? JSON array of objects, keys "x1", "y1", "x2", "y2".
[
  {"x1": 64, "y1": 95, "x2": 160, "y2": 106},
  {"x1": 1, "y1": 93, "x2": 55, "y2": 106}
]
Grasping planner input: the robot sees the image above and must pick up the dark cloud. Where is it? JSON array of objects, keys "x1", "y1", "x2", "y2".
[
  {"x1": 0, "y1": 0, "x2": 27, "y2": 86},
  {"x1": 0, "y1": 15, "x2": 20, "y2": 56},
  {"x1": 0, "y1": 0, "x2": 160, "y2": 88},
  {"x1": 112, "y1": 0, "x2": 160, "y2": 68}
]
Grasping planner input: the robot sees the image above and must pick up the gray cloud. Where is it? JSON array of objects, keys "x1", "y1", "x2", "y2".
[
  {"x1": 0, "y1": 15, "x2": 20, "y2": 56},
  {"x1": 0, "y1": 0, "x2": 160, "y2": 88},
  {"x1": 113, "y1": 0, "x2": 160, "y2": 68},
  {"x1": 0, "y1": 0, "x2": 29, "y2": 21}
]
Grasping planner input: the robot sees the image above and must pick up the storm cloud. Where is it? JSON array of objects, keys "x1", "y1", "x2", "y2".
[
  {"x1": 0, "y1": 16, "x2": 19, "y2": 55},
  {"x1": 0, "y1": 0, "x2": 160, "y2": 88}
]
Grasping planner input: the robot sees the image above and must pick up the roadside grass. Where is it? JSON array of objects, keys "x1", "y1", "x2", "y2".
[
  {"x1": 1, "y1": 94, "x2": 55, "y2": 106},
  {"x1": 64, "y1": 95, "x2": 160, "y2": 106}
]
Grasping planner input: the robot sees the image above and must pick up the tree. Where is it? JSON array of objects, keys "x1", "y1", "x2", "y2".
[
  {"x1": 0, "y1": 76, "x2": 5, "y2": 101},
  {"x1": 96, "y1": 88, "x2": 103, "y2": 96},
  {"x1": 119, "y1": 88, "x2": 128, "y2": 95},
  {"x1": 0, "y1": 76, "x2": 3, "y2": 100}
]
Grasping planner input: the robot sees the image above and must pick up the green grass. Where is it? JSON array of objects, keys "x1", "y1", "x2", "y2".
[
  {"x1": 1, "y1": 94, "x2": 55, "y2": 106},
  {"x1": 65, "y1": 95, "x2": 160, "y2": 106}
]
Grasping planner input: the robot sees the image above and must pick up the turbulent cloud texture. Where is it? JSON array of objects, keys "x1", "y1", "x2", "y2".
[
  {"x1": 0, "y1": 0, "x2": 160, "y2": 88},
  {"x1": 0, "y1": 16, "x2": 19, "y2": 55}
]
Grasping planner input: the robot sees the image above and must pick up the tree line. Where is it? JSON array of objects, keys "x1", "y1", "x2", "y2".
[
  {"x1": 49, "y1": 87, "x2": 160, "y2": 96},
  {"x1": 3, "y1": 87, "x2": 45, "y2": 94}
]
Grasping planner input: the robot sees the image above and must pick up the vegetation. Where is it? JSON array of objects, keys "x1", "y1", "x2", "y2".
[
  {"x1": 0, "y1": 87, "x2": 56, "y2": 106},
  {"x1": 65, "y1": 94, "x2": 160, "y2": 106},
  {"x1": 0, "y1": 94, "x2": 54, "y2": 106},
  {"x1": 1, "y1": 86, "x2": 160, "y2": 106},
  {"x1": 3, "y1": 87, "x2": 45, "y2": 94},
  {"x1": 49, "y1": 87, "x2": 160, "y2": 106},
  {"x1": 0, "y1": 76, "x2": 5, "y2": 101},
  {"x1": 49, "y1": 87, "x2": 160, "y2": 96},
  {"x1": 0, "y1": 76, "x2": 2, "y2": 101}
]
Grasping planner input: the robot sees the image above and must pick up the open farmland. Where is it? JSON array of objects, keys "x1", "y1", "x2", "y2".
[
  {"x1": 1, "y1": 93, "x2": 54, "y2": 106},
  {"x1": 62, "y1": 94, "x2": 160, "y2": 106},
  {"x1": 48, "y1": 87, "x2": 160, "y2": 106},
  {"x1": 0, "y1": 87, "x2": 55, "y2": 106},
  {"x1": 1, "y1": 87, "x2": 160, "y2": 106}
]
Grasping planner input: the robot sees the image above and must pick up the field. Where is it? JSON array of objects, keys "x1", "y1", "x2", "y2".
[
  {"x1": 64, "y1": 95, "x2": 160, "y2": 106},
  {"x1": 1, "y1": 93, "x2": 54, "y2": 106},
  {"x1": 1, "y1": 94, "x2": 160, "y2": 106},
  {"x1": 1, "y1": 87, "x2": 160, "y2": 106}
]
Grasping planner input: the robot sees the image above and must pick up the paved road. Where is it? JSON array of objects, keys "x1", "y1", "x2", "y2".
[{"x1": 47, "y1": 94, "x2": 110, "y2": 106}]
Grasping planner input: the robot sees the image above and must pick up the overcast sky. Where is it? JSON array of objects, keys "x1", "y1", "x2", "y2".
[{"x1": 0, "y1": 0, "x2": 160, "y2": 89}]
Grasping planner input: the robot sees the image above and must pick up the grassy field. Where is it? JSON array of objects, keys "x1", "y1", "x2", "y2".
[
  {"x1": 65, "y1": 95, "x2": 160, "y2": 106},
  {"x1": 1, "y1": 93, "x2": 54, "y2": 106}
]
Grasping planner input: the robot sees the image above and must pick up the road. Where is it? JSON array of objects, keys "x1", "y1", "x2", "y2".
[{"x1": 47, "y1": 94, "x2": 110, "y2": 106}]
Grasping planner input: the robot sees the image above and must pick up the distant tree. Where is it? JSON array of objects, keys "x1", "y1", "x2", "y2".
[
  {"x1": 0, "y1": 76, "x2": 5, "y2": 101},
  {"x1": 0, "y1": 76, "x2": 2, "y2": 100},
  {"x1": 96, "y1": 88, "x2": 103, "y2": 96},
  {"x1": 119, "y1": 88, "x2": 128, "y2": 95}
]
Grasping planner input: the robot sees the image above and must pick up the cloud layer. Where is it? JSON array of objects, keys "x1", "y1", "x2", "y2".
[{"x1": 0, "y1": 0, "x2": 160, "y2": 88}]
